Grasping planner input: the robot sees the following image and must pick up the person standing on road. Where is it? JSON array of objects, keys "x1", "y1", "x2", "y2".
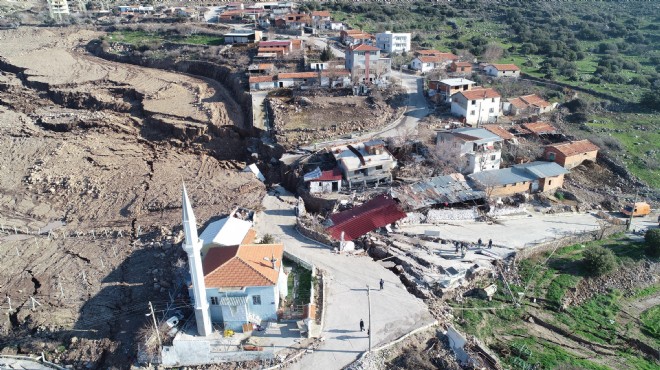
[
  {"x1": 478, "y1": 238, "x2": 482, "y2": 247},
  {"x1": 360, "y1": 319, "x2": 365, "y2": 332},
  {"x1": 488, "y1": 239, "x2": 493, "y2": 249},
  {"x1": 379, "y1": 278, "x2": 384, "y2": 290}
]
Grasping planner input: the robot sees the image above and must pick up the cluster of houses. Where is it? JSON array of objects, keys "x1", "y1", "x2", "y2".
[{"x1": 300, "y1": 129, "x2": 600, "y2": 242}]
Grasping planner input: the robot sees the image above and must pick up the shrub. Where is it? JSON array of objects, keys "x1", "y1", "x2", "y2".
[
  {"x1": 582, "y1": 245, "x2": 617, "y2": 276},
  {"x1": 645, "y1": 229, "x2": 660, "y2": 258}
]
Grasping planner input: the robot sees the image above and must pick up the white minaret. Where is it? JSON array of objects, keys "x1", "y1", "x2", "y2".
[{"x1": 182, "y1": 184, "x2": 212, "y2": 336}]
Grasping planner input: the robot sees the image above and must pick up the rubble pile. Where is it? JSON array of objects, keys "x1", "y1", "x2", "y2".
[
  {"x1": 427, "y1": 208, "x2": 479, "y2": 222},
  {"x1": 564, "y1": 260, "x2": 660, "y2": 306}
]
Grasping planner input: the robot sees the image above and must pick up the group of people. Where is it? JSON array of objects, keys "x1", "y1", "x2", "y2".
[{"x1": 453, "y1": 238, "x2": 493, "y2": 256}]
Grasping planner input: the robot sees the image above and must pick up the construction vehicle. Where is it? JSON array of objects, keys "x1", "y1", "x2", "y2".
[{"x1": 622, "y1": 202, "x2": 651, "y2": 217}]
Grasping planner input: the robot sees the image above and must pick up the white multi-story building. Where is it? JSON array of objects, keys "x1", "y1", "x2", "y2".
[
  {"x1": 450, "y1": 88, "x2": 501, "y2": 126},
  {"x1": 48, "y1": 0, "x2": 69, "y2": 15},
  {"x1": 436, "y1": 128, "x2": 504, "y2": 174},
  {"x1": 375, "y1": 31, "x2": 411, "y2": 54}
]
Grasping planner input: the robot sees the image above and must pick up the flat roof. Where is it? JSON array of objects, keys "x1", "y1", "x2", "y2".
[
  {"x1": 199, "y1": 216, "x2": 253, "y2": 247},
  {"x1": 439, "y1": 78, "x2": 476, "y2": 86},
  {"x1": 330, "y1": 142, "x2": 394, "y2": 171}
]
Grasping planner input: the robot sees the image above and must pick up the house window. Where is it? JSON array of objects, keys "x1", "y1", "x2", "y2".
[
  {"x1": 489, "y1": 108, "x2": 494, "y2": 113},
  {"x1": 210, "y1": 297, "x2": 219, "y2": 305},
  {"x1": 491, "y1": 155, "x2": 496, "y2": 160},
  {"x1": 470, "y1": 110, "x2": 476, "y2": 115},
  {"x1": 548, "y1": 152, "x2": 556, "y2": 161},
  {"x1": 252, "y1": 295, "x2": 262, "y2": 305},
  {"x1": 471, "y1": 100, "x2": 476, "y2": 105},
  {"x1": 376, "y1": 165, "x2": 383, "y2": 170},
  {"x1": 548, "y1": 180, "x2": 552, "y2": 185},
  {"x1": 492, "y1": 98, "x2": 495, "y2": 102}
]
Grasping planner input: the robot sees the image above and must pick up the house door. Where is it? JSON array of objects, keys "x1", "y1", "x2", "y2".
[
  {"x1": 530, "y1": 180, "x2": 539, "y2": 193},
  {"x1": 332, "y1": 181, "x2": 339, "y2": 191},
  {"x1": 279, "y1": 82, "x2": 284, "y2": 88}
]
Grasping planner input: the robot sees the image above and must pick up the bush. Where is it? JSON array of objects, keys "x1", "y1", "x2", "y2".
[
  {"x1": 645, "y1": 229, "x2": 660, "y2": 258},
  {"x1": 582, "y1": 245, "x2": 617, "y2": 276}
]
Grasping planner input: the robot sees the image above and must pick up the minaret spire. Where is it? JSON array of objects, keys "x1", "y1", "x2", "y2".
[{"x1": 181, "y1": 183, "x2": 212, "y2": 337}]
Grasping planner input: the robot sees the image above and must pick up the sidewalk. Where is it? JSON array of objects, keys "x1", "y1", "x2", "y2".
[{"x1": 253, "y1": 188, "x2": 434, "y2": 369}]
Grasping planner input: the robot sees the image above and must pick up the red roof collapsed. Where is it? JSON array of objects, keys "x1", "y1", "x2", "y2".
[{"x1": 327, "y1": 194, "x2": 406, "y2": 241}]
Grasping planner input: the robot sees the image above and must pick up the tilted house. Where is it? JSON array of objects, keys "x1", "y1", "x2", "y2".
[
  {"x1": 326, "y1": 194, "x2": 406, "y2": 241},
  {"x1": 543, "y1": 140, "x2": 600, "y2": 169},
  {"x1": 436, "y1": 127, "x2": 504, "y2": 174},
  {"x1": 330, "y1": 140, "x2": 397, "y2": 189},
  {"x1": 468, "y1": 161, "x2": 568, "y2": 197},
  {"x1": 304, "y1": 167, "x2": 343, "y2": 193},
  {"x1": 450, "y1": 88, "x2": 501, "y2": 125}
]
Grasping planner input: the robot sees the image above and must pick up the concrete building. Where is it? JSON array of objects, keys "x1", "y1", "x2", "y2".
[
  {"x1": 311, "y1": 10, "x2": 331, "y2": 28},
  {"x1": 304, "y1": 167, "x2": 343, "y2": 193},
  {"x1": 484, "y1": 64, "x2": 520, "y2": 78},
  {"x1": 468, "y1": 161, "x2": 568, "y2": 197},
  {"x1": 436, "y1": 127, "x2": 504, "y2": 174},
  {"x1": 375, "y1": 31, "x2": 411, "y2": 54},
  {"x1": 340, "y1": 29, "x2": 374, "y2": 46},
  {"x1": 450, "y1": 88, "x2": 501, "y2": 125},
  {"x1": 48, "y1": 0, "x2": 70, "y2": 16},
  {"x1": 450, "y1": 61, "x2": 473, "y2": 74},
  {"x1": 544, "y1": 140, "x2": 600, "y2": 169},
  {"x1": 345, "y1": 44, "x2": 391, "y2": 84},
  {"x1": 429, "y1": 78, "x2": 476, "y2": 103},
  {"x1": 224, "y1": 29, "x2": 262, "y2": 44},
  {"x1": 330, "y1": 140, "x2": 397, "y2": 189}
]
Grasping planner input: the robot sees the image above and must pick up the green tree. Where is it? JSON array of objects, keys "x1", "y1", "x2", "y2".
[
  {"x1": 259, "y1": 234, "x2": 275, "y2": 244},
  {"x1": 645, "y1": 229, "x2": 660, "y2": 258},
  {"x1": 640, "y1": 90, "x2": 660, "y2": 111},
  {"x1": 582, "y1": 245, "x2": 617, "y2": 276},
  {"x1": 320, "y1": 45, "x2": 333, "y2": 62}
]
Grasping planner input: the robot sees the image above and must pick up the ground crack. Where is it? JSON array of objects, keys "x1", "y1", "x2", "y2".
[{"x1": 65, "y1": 250, "x2": 91, "y2": 263}]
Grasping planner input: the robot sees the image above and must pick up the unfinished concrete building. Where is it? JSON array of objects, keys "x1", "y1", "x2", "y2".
[{"x1": 330, "y1": 140, "x2": 397, "y2": 190}]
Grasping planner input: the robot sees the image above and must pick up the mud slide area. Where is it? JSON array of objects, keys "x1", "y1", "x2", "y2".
[{"x1": 0, "y1": 27, "x2": 265, "y2": 368}]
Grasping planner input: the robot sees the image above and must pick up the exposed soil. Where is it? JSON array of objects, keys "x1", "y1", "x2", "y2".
[
  {"x1": 268, "y1": 88, "x2": 405, "y2": 149},
  {"x1": 0, "y1": 27, "x2": 265, "y2": 368}
]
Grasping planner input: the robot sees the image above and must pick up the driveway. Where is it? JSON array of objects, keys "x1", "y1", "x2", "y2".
[
  {"x1": 251, "y1": 90, "x2": 269, "y2": 131},
  {"x1": 253, "y1": 188, "x2": 434, "y2": 369}
]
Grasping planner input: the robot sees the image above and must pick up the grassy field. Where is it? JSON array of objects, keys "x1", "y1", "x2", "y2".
[
  {"x1": 107, "y1": 30, "x2": 224, "y2": 47},
  {"x1": 451, "y1": 234, "x2": 659, "y2": 369}
]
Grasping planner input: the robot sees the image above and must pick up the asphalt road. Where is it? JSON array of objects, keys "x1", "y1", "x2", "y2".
[{"x1": 253, "y1": 187, "x2": 434, "y2": 369}]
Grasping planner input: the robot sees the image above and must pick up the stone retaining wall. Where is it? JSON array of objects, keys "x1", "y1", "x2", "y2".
[{"x1": 295, "y1": 217, "x2": 335, "y2": 247}]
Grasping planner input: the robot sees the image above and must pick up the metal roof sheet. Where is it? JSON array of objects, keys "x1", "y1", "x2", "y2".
[
  {"x1": 392, "y1": 174, "x2": 485, "y2": 210},
  {"x1": 218, "y1": 296, "x2": 248, "y2": 306}
]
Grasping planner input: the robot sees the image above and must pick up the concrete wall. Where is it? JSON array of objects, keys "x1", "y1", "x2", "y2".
[
  {"x1": 246, "y1": 285, "x2": 279, "y2": 323},
  {"x1": 489, "y1": 181, "x2": 530, "y2": 197},
  {"x1": 162, "y1": 341, "x2": 274, "y2": 366},
  {"x1": 563, "y1": 151, "x2": 598, "y2": 169},
  {"x1": 296, "y1": 217, "x2": 335, "y2": 247},
  {"x1": 309, "y1": 180, "x2": 340, "y2": 193},
  {"x1": 516, "y1": 223, "x2": 627, "y2": 259},
  {"x1": 539, "y1": 174, "x2": 564, "y2": 193}
]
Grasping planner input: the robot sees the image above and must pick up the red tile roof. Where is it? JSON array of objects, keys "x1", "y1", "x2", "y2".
[
  {"x1": 259, "y1": 40, "x2": 291, "y2": 47},
  {"x1": 522, "y1": 122, "x2": 557, "y2": 134},
  {"x1": 249, "y1": 75, "x2": 275, "y2": 83},
  {"x1": 418, "y1": 53, "x2": 458, "y2": 63},
  {"x1": 311, "y1": 11, "x2": 331, "y2": 17},
  {"x1": 314, "y1": 168, "x2": 343, "y2": 181},
  {"x1": 482, "y1": 124, "x2": 515, "y2": 140},
  {"x1": 327, "y1": 194, "x2": 406, "y2": 240},
  {"x1": 453, "y1": 61, "x2": 472, "y2": 67},
  {"x1": 203, "y1": 243, "x2": 284, "y2": 288},
  {"x1": 458, "y1": 88, "x2": 500, "y2": 100},
  {"x1": 489, "y1": 64, "x2": 520, "y2": 71},
  {"x1": 279, "y1": 71, "x2": 322, "y2": 79},
  {"x1": 350, "y1": 44, "x2": 380, "y2": 52},
  {"x1": 545, "y1": 140, "x2": 600, "y2": 157}
]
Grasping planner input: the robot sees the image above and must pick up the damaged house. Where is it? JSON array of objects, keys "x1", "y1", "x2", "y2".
[
  {"x1": 392, "y1": 173, "x2": 485, "y2": 211},
  {"x1": 468, "y1": 161, "x2": 568, "y2": 197},
  {"x1": 326, "y1": 194, "x2": 406, "y2": 241},
  {"x1": 436, "y1": 128, "x2": 504, "y2": 174},
  {"x1": 330, "y1": 140, "x2": 397, "y2": 189}
]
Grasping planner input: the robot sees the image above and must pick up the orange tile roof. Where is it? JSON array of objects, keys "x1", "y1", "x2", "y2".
[
  {"x1": 241, "y1": 229, "x2": 257, "y2": 244},
  {"x1": 344, "y1": 29, "x2": 364, "y2": 35},
  {"x1": 453, "y1": 61, "x2": 472, "y2": 67},
  {"x1": 482, "y1": 124, "x2": 515, "y2": 140},
  {"x1": 459, "y1": 88, "x2": 500, "y2": 100},
  {"x1": 418, "y1": 54, "x2": 458, "y2": 63},
  {"x1": 203, "y1": 243, "x2": 284, "y2": 288},
  {"x1": 279, "y1": 71, "x2": 322, "y2": 79},
  {"x1": 489, "y1": 64, "x2": 520, "y2": 71},
  {"x1": 546, "y1": 140, "x2": 600, "y2": 156},
  {"x1": 249, "y1": 75, "x2": 275, "y2": 83},
  {"x1": 508, "y1": 97, "x2": 527, "y2": 110},
  {"x1": 312, "y1": 11, "x2": 331, "y2": 17},
  {"x1": 417, "y1": 49, "x2": 442, "y2": 56},
  {"x1": 519, "y1": 94, "x2": 550, "y2": 108},
  {"x1": 350, "y1": 44, "x2": 380, "y2": 52},
  {"x1": 522, "y1": 122, "x2": 556, "y2": 134}
]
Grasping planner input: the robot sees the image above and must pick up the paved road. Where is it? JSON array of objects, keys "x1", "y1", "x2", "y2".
[
  {"x1": 301, "y1": 69, "x2": 428, "y2": 150},
  {"x1": 253, "y1": 187, "x2": 434, "y2": 369},
  {"x1": 308, "y1": 36, "x2": 345, "y2": 58}
]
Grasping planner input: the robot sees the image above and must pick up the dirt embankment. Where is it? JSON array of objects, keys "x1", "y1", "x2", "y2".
[{"x1": 0, "y1": 27, "x2": 265, "y2": 368}]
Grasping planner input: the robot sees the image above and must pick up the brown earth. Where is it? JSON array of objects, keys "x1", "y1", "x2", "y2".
[
  {"x1": 0, "y1": 27, "x2": 265, "y2": 368},
  {"x1": 269, "y1": 88, "x2": 405, "y2": 149}
]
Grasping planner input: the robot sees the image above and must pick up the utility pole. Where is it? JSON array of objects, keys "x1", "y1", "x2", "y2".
[
  {"x1": 366, "y1": 284, "x2": 372, "y2": 352},
  {"x1": 626, "y1": 190, "x2": 637, "y2": 231},
  {"x1": 148, "y1": 301, "x2": 162, "y2": 348}
]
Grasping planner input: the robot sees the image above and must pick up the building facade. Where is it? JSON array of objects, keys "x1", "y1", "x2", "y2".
[
  {"x1": 436, "y1": 128, "x2": 504, "y2": 174},
  {"x1": 375, "y1": 31, "x2": 411, "y2": 53},
  {"x1": 450, "y1": 88, "x2": 501, "y2": 125},
  {"x1": 544, "y1": 140, "x2": 600, "y2": 169},
  {"x1": 345, "y1": 44, "x2": 391, "y2": 84}
]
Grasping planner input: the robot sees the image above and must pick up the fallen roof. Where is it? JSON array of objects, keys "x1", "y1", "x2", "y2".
[
  {"x1": 327, "y1": 194, "x2": 406, "y2": 240},
  {"x1": 546, "y1": 140, "x2": 600, "y2": 156},
  {"x1": 521, "y1": 122, "x2": 557, "y2": 134},
  {"x1": 203, "y1": 243, "x2": 284, "y2": 288},
  {"x1": 392, "y1": 174, "x2": 485, "y2": 210},
  {"x1": 199, "y1": 216, "x2": 253, "y2": 247},
  {"x1": 457, "y1": 88, "x2": 500, "y2": 100},
  {"x1": 482, "y1": 124, "x2": 515, "y2": 140}
]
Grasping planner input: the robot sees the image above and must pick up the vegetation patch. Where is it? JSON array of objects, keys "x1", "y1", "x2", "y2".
[{"x1": 640, "y1": 306, "x2": 660, "y2": 344}]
